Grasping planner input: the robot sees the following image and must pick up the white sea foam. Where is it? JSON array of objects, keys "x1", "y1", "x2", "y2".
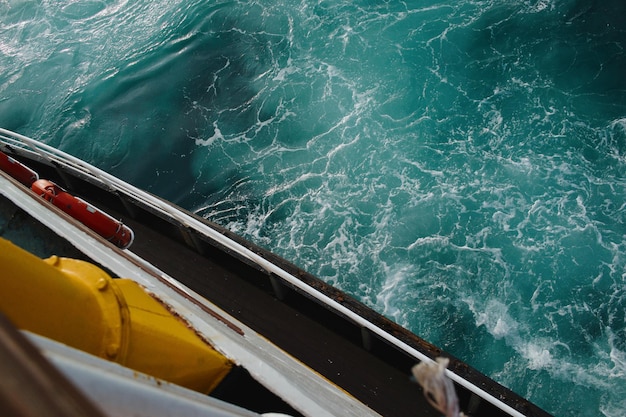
[
  {"x1": 376, "y1": 263, "x2": 413, "y2": 320},
  {"x1": 195, "y1": 121, "x2": 223, "y2": 147},
  {"x1": 523, "y1": 0, "x2": 554, "y2": 13}
]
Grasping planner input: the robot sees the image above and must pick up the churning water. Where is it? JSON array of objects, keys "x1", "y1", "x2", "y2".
[{"x1": 2, "y1": 1, "x2": 625, "y2": 415}]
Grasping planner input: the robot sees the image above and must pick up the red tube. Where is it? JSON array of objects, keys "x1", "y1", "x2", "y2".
[
  {"x1": 31, "y1": 179, "x2": 134, "y2": 249},
  {"x1": 0, "y1": 151, "x2": 39, "y2": 187}
]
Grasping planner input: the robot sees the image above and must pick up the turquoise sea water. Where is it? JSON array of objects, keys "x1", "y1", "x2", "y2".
[{"x1": 2, "y1": 1, "x2": 625, "y2": 415}]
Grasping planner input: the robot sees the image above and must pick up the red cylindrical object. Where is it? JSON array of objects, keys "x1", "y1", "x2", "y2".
[
  {"x1": 0, "y1": 151, "x2": 39, "y2": 187},
  {"x1": 31, "y1": 179, "x2": 134, "y2": 249}
]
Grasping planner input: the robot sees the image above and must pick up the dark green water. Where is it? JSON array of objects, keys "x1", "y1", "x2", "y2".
[{"x1": 2, "y1": 1, "x2": 625, "y2": 415}]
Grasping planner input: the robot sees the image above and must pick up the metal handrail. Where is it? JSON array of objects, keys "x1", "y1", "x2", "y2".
[{"x1": 0, "y1": 127, "x2": 525, "y2": 417}]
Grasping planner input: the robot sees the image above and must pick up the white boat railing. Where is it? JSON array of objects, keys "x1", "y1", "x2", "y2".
[{"x1": 0, "y1": 127, "x2": 526, "y2": 417}]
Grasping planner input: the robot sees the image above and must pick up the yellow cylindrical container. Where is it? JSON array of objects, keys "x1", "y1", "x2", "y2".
[{"x1": 0, "y1": 238, "x2": 231, "y2": 393}]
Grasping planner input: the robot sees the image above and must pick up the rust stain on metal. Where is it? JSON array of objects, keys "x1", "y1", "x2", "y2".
[{"x1": 142, "y1": 281, "x2": 245, "y2": 343}]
